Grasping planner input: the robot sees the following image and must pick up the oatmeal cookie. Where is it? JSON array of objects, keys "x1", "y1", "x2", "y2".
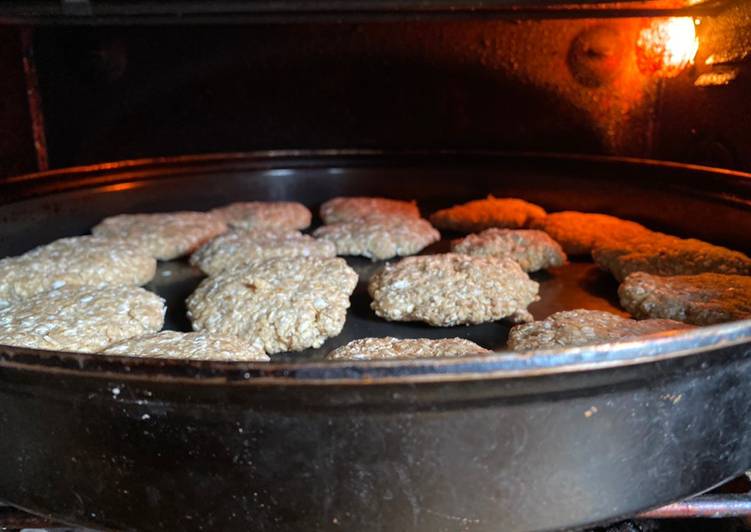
[
  {"x1": 507, "y1": 309, "x2": 693, "y2": 351},
  {"x1": 103, "y1": 330, "x2": 269, "y2": 361},
  {"x1": 429, "y1": 195, "x2": 546, "y2": 233},
  {"x1": 187, "y1": 257, "x2": 358, "y2": 354},
  {"x1": 92, "y1": 211, "x2": 227, "y2": 260},
  {"x1": 592, "y1": 232, "x2": 751, "y2": 282},
  {"x1": 0, "y1": 285, "x2": 165, "y2": 353},
  {"x1": 368, "y1": 253, "x2": 539, "y2": 326},
  {"x1": 211, "y1": 201, "x2": 311, "y2": 231},
  {"x1": 451, "y1": 228, "x2": 566, "y2": 272},
  {"x1": 0, "y1": 235, "x2": 156, "y2": 307},
  {"x1": 619, "y1": 271, "x2": 751, "y2": 325},
  {"x1": 313, "y1": 218, "x2": 439, "y2": 261},
  {"x1": 190, "y1": 229, "x2": 336, "y2": 276},
  {"x1": 327, "y1": 336, "x2": 490, "y2": 360},
  {"x1": 320, "y1": 197, "x2": 420, "y2": 224},
  {"x1": 530, "y1": 211, "x2": 649, "y2": 255}
]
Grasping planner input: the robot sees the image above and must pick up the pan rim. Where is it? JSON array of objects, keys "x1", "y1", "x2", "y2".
[
  {"x1": 0, "y1": 320, "x2": 750, "y2": 384},
  {"x1": 1, "y1": 149, "x2": 750, "y2": 384}
]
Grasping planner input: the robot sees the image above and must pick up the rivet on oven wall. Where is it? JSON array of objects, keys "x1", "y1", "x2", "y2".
[{"x1": 567, "y1": 25, "x2": 626, "y2": 88}]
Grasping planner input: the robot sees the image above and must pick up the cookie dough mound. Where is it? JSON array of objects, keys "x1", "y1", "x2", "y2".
[
  {"x1": 429, "y1": 196, "x2": 546, "y2": 233},
  {"x1": 452, "y1": 228, "x2": 566, "y2": 272},
  {"x1": 313, "y1": 218, "x2": 440, "y2": 261},
  {"x1": 592, "y1": 232, "x2": 751, "y2": 282},
  {"x1": 0, "y1": 235, "x2": 156, "y2": 307},
  {"x1": 327, "y1": 337, "x2": 490, "y2": 360},
  {"x1": 211, "y1": 201, "x2": 311, "y2": 231},
  {"x1": 190, "y1": 229, "x2": 336, "y2": 276},
  {"x1": 320, "y1": 197, "x2": 420, "y2": 224},
  {"x1": 187, "y1": 257, "x2": 358, "y2": 354},
  {"x1": 508, "y1": 309, "x2": 693, "y2": 351},
  {"x1": 103, "y1": 331, "x2": 269, "y2": 361},
  {"x1": 369, "y1": 253, "x2": 539, "y2": 326},
  {"x1": 619, "y1": 271, "x2": 751, "y2": 326},
  {"x1": 530, "y1": 211, "x2": 649, "y2": 256},
  {"x1": 0, "y1": 285, "x2": 165, "y2": 353},
  {"x1": 92, "y1": 211, "x2": 227, "y2": 261}
]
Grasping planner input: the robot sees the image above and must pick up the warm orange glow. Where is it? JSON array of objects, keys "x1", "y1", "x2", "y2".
[{"x1": 636, "y1": 17, "x2": 698, "y2": 77}]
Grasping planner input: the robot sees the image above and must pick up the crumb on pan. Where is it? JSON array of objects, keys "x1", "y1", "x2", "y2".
[
  {"x1": 429, "y1": 195, "x2": 546, "y2": 233},
  {"x1": 326, "y1": 336, "x2": 490, "y2": 360},
  {"x1": 187, "y1": 257, "x2": 358, "y2": 354},
  {"x1": 0, "y1": 235, "x2": 156, "y2": 307},
  {"x1": 0, "y1": 285, "x2": 165, "y2": 353},
  {"x1": 92, "y1": 211, "x2": 227, "y2": 261},
  {"x1": 211, "y1": 201, "x2": 311, "y2": 231},
  {"x1": 507, "y1": 309, "x2": 694, "y2": 351},
  {"x1": 190, "y1": 228, "x2": 336, "y2": 276},
  {"x1": 619, "y1": 271, "x2": 751, "y2": 326},
  {"x1": 319, "y1": 196, "x2": 420, "y2": 224},
  {"x1": 103, "y1": 330, "x2": 269, "y2": 361},
  {"x1": 530, "y1": 211, "x2": 649, "y2": 256},
  {"x1": 313, "y1": 218, "x2": 439, "y2": 261},
  {"x1": 452, "y1": 228, "x2": 566, "y2": 272},
  {"x1": 368, "y1": 253, "x2": 539, "y2": 326},
  {"x1": 592, "y1": 231, "x2": 751, "y2": 281}
]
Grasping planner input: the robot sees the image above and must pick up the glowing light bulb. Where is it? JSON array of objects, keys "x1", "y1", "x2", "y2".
[{"x1": 636, "y1": 17, "x2": 699, "y2": 77}]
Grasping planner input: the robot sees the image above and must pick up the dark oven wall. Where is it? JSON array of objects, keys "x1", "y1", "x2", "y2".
[{"x1": 1, "y1": 4, "x2": 750, "y2": 177}]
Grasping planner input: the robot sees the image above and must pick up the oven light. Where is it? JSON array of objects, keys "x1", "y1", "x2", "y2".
[{"x1": 636, "y1": 17, "x2": 698, "y2": 78}]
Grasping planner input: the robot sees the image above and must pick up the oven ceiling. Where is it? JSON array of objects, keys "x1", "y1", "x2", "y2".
[{"x1": 0, "y1": 0, "x2": 732, "y2": 23}]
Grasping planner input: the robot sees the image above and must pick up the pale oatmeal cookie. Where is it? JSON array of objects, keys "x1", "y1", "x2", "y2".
[
  {"x1": 619, "y1": 271, "x2": 751, "y2": 326},
  {"x1": 319, "y1": 196, "x2": 420, "y2": 224},
  {"x1": 530, "y1": 211, "x2": 649, "y2": 255},
  {"x1": 211, "y1": 201, "x2": 311, "y2": 231},
  {"x1": 0, "y1": 285, "x2": 165, "y2": 353},
  {"x1": 187, "y1": 257, "x2": 358, "y2": 354},
  {"x1": 451, "y1": 228, "x2": 566, "y2": 272},
  {"x1": 429, "y1": 195, "x2": 546, "y2": 233},
  {"x1": 327, "y1": 337, "x2": 490, "y2": 360},
  {"x1": 507, "y1": 309, "x2": 693, "y2": 351},
  {"x1": 368, "y1": 253, "x2": 539, "y2": 326},
  {"x1": 190, "y1": 229, "x2": 336, "y2": 276},
  {"x1": 0, "y1": 235, "x2": 156, "y2": 307},
  {"x1": 592, "y1": 231, "x2": 751, "y2": 282},
  {"x1": 92, "y1": 211, "x2": 227, "y2": 261},
  {"x1": 313, "y1": 218, "x2": 440, "y2": 261},
  {"x1": 103, "y1": 331, "x2": 269, "y2": 361}
]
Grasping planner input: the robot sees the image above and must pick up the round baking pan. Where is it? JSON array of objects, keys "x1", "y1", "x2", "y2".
[{"x1": 1, "y1": 150, "x2": 750, "y2": 532}]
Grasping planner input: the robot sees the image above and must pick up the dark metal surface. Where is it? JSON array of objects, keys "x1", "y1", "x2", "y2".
[
  {"x1": 0, "y1": 0, "x2": 727, "y2": 25},
  {"x1": 1, "y1": 152, "x2": 751, "y2": 532},
  {"x1": 639, "y1": 495, "x2": 751, "y2": 519}
]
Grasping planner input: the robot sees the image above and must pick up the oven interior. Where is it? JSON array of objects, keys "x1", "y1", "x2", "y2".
[{"x1": 1, "y1": 1, "x2": 751, "y2": 531}]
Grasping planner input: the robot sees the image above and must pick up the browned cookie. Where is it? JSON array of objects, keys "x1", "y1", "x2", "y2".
[
  {"x1": 0, "y1": 285, "x2": 165, "y2": 353},
  {"x1": 104, "y1": 331, "x2": 270, "y2": 361},
  {"x1": 429, "y1": 195, "x2": 546, "y2": 233},
  {"x1": 190, "y1": 229, "x2": 336, "y2": 276},
  {"x1": 530, "y1": 211, "x2": 649, "y2": 256},
  {"x1": 187, "y1": 257, "x2": 358, "y2": 354},
  {"x1": 211, "y1": 201, "x2": 311, "y2": 231},
  {"x1": 320, "y1": 197, "x2": 420, "y2": 224},
  {"x1": 0, "y1": 235, "x2": 156, "y2": 307},
  {"x1": 326, "y1": 337, "x2": 490, "y2": 360},
  {"x1": 313, "y1": 218, "x2": 439, "y2": 261},
  {"x1": 452, "y1": 228, "x2": 566, "y2": 272},
  {"x1": 593, "y1": 231, "x2": 751, "y2": 282},
  {"x1": 619, "y1": 271, "x2": 751, "y2": 325},
  {"x1": 92, "y1": 211, "x2": 227, "y2": 260},
  {"x1": 507, "y1": 309, "x2": 693, "y2": 351},
  {"x1": 369, "y1": 253, "x2": 539, "y2": 326}
]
